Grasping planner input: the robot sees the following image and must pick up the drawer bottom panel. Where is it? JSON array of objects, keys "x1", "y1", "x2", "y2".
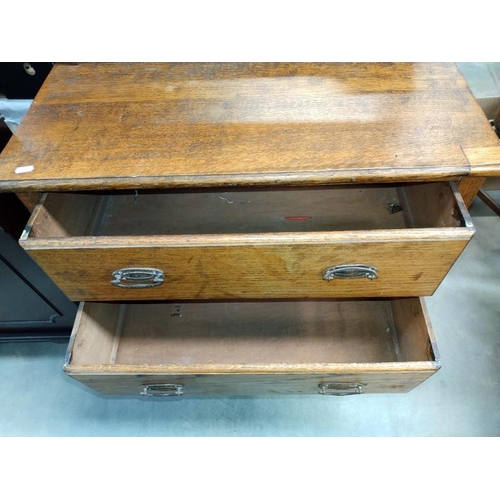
[{"x1": 64, "y1": 299, "x2": 441, "y2": 397}]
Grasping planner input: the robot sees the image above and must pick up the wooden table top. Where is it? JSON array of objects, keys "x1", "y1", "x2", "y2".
[{"x1": 1, "y1": 62, "x2": 499, "y2": 191}]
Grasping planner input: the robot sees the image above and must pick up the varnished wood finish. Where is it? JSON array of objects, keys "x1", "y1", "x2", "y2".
[
  {"x1": 399, "y1": 182, "x2": 469, "y2": 229},
  {"x1": 0, "y1": 63, "x2": 498, "y2": 191},
  {"x1": 459, "y1": 130, "x2": 500, "y2": 206},
  {"x1": 25, "y1": 192, "x2": 103, "y2": 239},
  {"x1": 64, "y1": 299, "x2": 439, "y2": 396},
  {"x1": 16, "y1": 192, "x2": 41, "y2": 212},
  {"x1": 1, "y1": 62, "x2": 485, "y2": 397},
  {"x1": 458, "y1": 176, "x2": 486, "y2": 207},
  {"x1": 391, "y1": 298, "x2": 439, "y2": 362},
  {"x1": 68, "y1": 303, "x2": 121, "y2": 365},
  {"x1": 20, "y1": 183, "x2": 474, "y2": 301},
  {"x1": 20, "y1": 237, "x2": 472, "y2": 300},
  {"x1": 67, "y1": 371, "x2": 439, "y2": 397},
  {"x1": 463, "y1": 145, "x2": 500, "y2": 176}
]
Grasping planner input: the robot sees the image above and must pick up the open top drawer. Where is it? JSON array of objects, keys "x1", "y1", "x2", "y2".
[
  {"x1": 64, "y1": 298, "x2": 440, "y2": 397},
  {"x1": 21, "y1": 182, "x2": 474, "y2": 301}
]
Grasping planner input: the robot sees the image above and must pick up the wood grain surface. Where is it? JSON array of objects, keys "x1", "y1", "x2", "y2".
[
  {"x1": 20, "y1": 236, "x2": 472, "y2": 300},
  {"x1": 64, "y1": 371, "x2": 438, "y2": 396},
  {"x1": 16, "y1": 192, "x2": 41, "y2": 212},
  {"x1": 458, "y1": 176, "x2": 486, "y2": 207},
  {"x1": 20, "y1": 183, "x2": 474, "y2": 301},
  {"x1": 0, "y1": 62, "x2": 498, "y2": 191},
  {"x1": 392, "y1": 298, "x2": 440, "y2": 363},
  {"x1": 64, "y1": 298, "x2": 439, "y2": 396},
  {"x1": 463, "y1": 145, "x2": 500, "y2": 176}
]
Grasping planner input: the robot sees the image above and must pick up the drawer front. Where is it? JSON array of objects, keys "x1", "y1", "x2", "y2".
[
  {"x1": 25, "y1": 236, "x2": 470, "y2": 301},
  {"x1": 64, "y1": 299, "x2": 440, "y2": 397},
  {"x1": 21, "y1": 182, "x2": 474, "y2": 301},
  {"x1": 65, "y1": 371, "x2": 438, "y2": 397}
]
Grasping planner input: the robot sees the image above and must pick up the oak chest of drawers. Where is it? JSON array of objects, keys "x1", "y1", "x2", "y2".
[{"x1": 1, "y1": 62, "x2": 499, "y2": 397}]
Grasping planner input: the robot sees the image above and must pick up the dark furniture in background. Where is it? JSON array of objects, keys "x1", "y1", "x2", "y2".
[
  {"x1": 0, "y1": 225, "x2": 77, "y2": 341},
  {"x1": 0, "y1": 63, "x2": 53, "y2": 99},
  {"x1": 0, "y1": 113, "x2": 76, "y2": 341}
]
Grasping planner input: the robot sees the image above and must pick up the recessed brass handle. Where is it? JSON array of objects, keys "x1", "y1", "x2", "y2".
[
  {"x1": 318, "y1": 383, "x2": 363, "y2": 396},
  {"x1": 111, "y1": 267, "x2": 164, "y2": 288},
  {"x1": 323, "y1": 264, "x2": 378, "y2": 281},
  {"x1": 140, "y1": 384, "x2": 184, "y2": 397}
]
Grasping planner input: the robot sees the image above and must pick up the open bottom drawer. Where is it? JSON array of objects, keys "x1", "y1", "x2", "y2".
[{"x1": 64, "y1": 298, "x2": 440, "y2": 397}]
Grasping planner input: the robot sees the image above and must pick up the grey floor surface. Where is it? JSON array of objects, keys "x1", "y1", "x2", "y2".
[{"x1": 0, "y1": 196, "x2": 499, "y2": 436}]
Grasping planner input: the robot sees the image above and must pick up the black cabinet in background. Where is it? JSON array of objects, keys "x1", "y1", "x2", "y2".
[
  {"x1": 0, "y1": 225, "x2": 77, "y2": 340},
  {"x1": 0, "y1": 63, "x2": 53, "y2": 99},
  {"x1": 0, "y1": 65, "x2": 76, "y2": 340},
  {"x1": 0, "y1": 120, "x2": 76, "y2": 340}
]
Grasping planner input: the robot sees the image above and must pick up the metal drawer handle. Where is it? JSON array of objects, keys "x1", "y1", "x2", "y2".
[
  {"x1": 323, "y1": 264, "x2": 378, "y2": 281},
  {"x1": 111, "y1": 267, "x2": 164, "y2": 288},
  {"x1": 318, "y1": 383, "x2": 363, "y2": 396},
  {"x1": 140, "y1": 384, "x2": 184, "y2": 397}
]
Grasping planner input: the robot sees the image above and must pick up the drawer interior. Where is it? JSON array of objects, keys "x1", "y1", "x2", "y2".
[
  {"x1": 68, "y1": 299, "x2": 437, "y2": 367},
  {"x1": 28, "y1": 182, "x2": 467, "y2": 238}
]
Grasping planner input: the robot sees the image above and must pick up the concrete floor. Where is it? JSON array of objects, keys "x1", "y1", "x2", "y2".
[{"x1": 0, "y1": 195, "x2": 499, "y2": 436}]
